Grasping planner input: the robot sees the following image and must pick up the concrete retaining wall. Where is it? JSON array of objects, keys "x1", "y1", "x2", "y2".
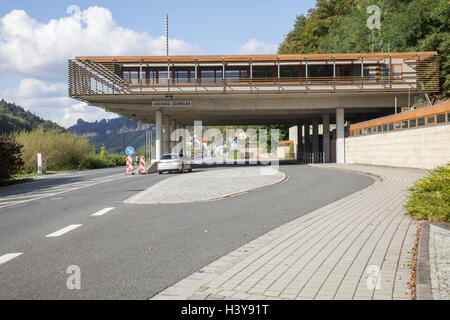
[{"x1": 345, "y1": 124, "x2": 450, "y2": 169}]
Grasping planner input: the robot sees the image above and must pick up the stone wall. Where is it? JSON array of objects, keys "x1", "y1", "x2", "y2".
[{"x1": 345, "y1": 124, "x2": 450, "y2": 169}]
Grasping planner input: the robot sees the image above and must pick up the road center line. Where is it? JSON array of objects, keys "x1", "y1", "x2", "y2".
[
  {"x1": 0, "y1": 253, "x2": 23, "y2": 265},
  {"x1": 45, "y1": 224, "x2": 82, "y2": 237},
  {"x1": 91, "y1": 207, "x2": 115, "y2": 216}
]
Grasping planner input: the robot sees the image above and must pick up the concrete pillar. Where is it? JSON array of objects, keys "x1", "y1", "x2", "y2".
[
  {"x1": 336, "y1": 108, "x2": 345, "y2": 163},
  {"x1": 304, "y1": 122, "x2": 310, "y2": 153},
  {"x1": 181, "y1": 125, "x2": 187, "y2": 157},
  {"x1": 289, "y1": 126, "x2": 298, "y2": 160},
  {"x1": 322, "y1": 113, "x2": 330, "y2": 162},
  {"x1": 170, "y1": 119, "x2": 176, "y2": 153},
  {"x1": 194, "y1": 120, "x2": 202, "y2": 159},
  {"x1": 297, "y1": 123, "x2": 303, "y2": 159},
  {"x1": 155, "y1": 110, "x2": 162, "y2": 160},
  {"x1": 312, "y1": 118, "x2": 319, "y2": 153},
  {"x1": 164, "y1": 115, "x2": 170, "y2": 154}
]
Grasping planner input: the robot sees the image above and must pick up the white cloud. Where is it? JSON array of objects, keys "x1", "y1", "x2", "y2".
[
  {"x1": 0, "y1": 5, "x2": 197, "y2": 127},
  {"x1": 0, "y1": 78, "x2": 118, "y2": 128},
  {"x1": 56, "y1": 102, "x2": 119, "y2": 128},
  {"x1": 239, "y1": 39, "x2": 278, "y2": 54},
  {"x1": 0, "y1": 6, "x2": 197, "y2": 81}
]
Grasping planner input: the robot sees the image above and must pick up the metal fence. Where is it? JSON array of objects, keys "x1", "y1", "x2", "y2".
[{"x1": 298, "y1": 152, "x2": 326, "y2": 164}]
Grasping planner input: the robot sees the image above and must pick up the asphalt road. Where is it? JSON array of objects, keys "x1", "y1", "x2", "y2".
[{"x1": 0, "y1": 164, "x2": 373, "y2": 299}]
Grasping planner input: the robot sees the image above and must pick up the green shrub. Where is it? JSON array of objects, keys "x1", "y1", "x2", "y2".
[
  {"x1": 406, "y1": 164, "x2": 450, "y2": 222},
  {"x1": 14, "y1": 126, "x2": 125, "y2": 172},
  {"x1": 0, "y1": 135, "x2": 24, "y2": 183},
  {"x1": 78, "y1": 153, "x2": 126, "y2": 169},
  {"x1": 14, "y1": 126, "x2": 93, "y2": 171}
]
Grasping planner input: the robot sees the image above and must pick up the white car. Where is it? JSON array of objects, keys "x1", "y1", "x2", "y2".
[{"x1": 157, "y1": 154, "x2": 193, "y2": 174}]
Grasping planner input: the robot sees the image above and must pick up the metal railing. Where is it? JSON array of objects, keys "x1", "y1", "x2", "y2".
[
  {"x1": 299, "y1": 152, "x2": 326, "y2": 163},
  {"x1": 68, "y1": 57, "x2": 440, "y2": 98}
]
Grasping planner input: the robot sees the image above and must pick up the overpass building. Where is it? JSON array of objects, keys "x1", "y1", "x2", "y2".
[{"x1": 68, "y1": 52, "x2": 439, "y2": 162}]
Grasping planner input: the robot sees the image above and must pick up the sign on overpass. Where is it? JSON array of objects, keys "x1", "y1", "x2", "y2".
[{"x1": 152, "y1": 101, "x2": 192, "y2": 107}]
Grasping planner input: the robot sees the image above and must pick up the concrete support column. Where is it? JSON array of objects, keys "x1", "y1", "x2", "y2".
[
  {"x1": 155, "y1": 110, "x2": 162, "y2": 161},
  {"x1": 164, "y1": 115, "x2": 170, "y2": 154},
  {"x1": 170, "y1": 119, "x2": 176, "y2": 153},
  {"x1": 181, "y1": 125, "x2": 187, "y2": 157},
  {"x1": 322, "y1": 113, "x2": 330, "y2": 162},
  {"x1": 194, "y1": 120, "x2": 202, "y2": 159},
  {"x1": 297, "y1": 123, "x2": 303, "y2": 159},
  {"x1": 336, "y1": 108, "x2": 345, "y2": 164},
  {"x1": 312, "y1": 118, "x2": 319, "y2": 153},
  {"x1": 304, "y1": 122, "x2": 310, "y2": 153}
]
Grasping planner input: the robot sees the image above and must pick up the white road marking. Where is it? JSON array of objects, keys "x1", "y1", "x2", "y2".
[
  {"x1": 0, "y1": 253, "x2": 23, "y2": 265},
  {"x1": 0, "y1": 174, "x2": 127, "y2": 210},
  {"x1": 91, "y1": 207, "x2": 115, "y2": 216},
  {"x1": 45, "y1": 224, "x2": 82, "y2": 237}
]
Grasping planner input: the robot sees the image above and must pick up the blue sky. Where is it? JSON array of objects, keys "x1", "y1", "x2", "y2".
[{"x1": 0, "y1": 0, "x2": 316, "y2": 127}]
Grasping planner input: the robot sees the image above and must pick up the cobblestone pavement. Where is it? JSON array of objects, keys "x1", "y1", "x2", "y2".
[
  {"x1": 429, "y1": 224, "x2": 450, "y2": 300},
  {"x1": 151, "y1": 164, "x2": 426, "y2": 300},
  {"x1": 125, "y1": 167, "x2": 286, "y2": 204}
]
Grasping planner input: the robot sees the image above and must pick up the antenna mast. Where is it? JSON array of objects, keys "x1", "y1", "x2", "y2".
[{"x1": 166, "y1": 14, "x2": 169, "y2": 56}]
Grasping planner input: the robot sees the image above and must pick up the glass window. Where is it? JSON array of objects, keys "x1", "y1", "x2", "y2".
[
  {"x1": 377, "y1": 126, "x2": 382, "y2": 132},
  {"x1": 174, "y1": 70, "x2": 188, "y2": 83},
  {"x1": 310, "y1": 65, "x2": 329, "y2": 77},
  {"x1": 158, "y1": 70, "x2": 169, "y2": 84},
  {"x1": 437, "y1": 113, "x2": 445, "y2": 123},
  {"x1": 368, "y1": 127, "x2": 371, "y2": 133},
  {"x1": 225, "y1": 69, "x2": 240, "y2": 83},
  {"x1": 383, "y1": 124, "x2": 388, "y2": 131},
  {"x1": 364, "y1": 128, "x2": 367, "y2": 134},
  {"x1": 395, "y1": 123, "x2": 401, "y2": 129},
  {"x1": 427, "y1": 116, "x2": 435, "y2": 124},
  {"x1": 253, "y1": 67, "x2": 273, "y2": 80},
  {"x1": 161, "y1": 154, "x2": 178, "y2": 160},
  {"x1": 280, "y1": 66, "x2": 298, "y2": 79},
  {"x1": 359, "y1": 129, "x2": 362, "y2": 135},
  {"x1": 409, "y1": 119, "x2": 416, "y2": 127},
  {"x1": 200, "y1": 69, "x2": 215, "y2": 83},
  {"x1": 389, "y1": 123, "x2": 394, "y2": 131},
  {"x1": 148, "y1": 70, "x2": 157, "y2": 84},
  {"x1": 418, "y1": 118, "x2": 425, "y2": 126},
  {"x1": 447, "y1": 112, "x2": 450, "y2": 122},
  {"x1": 401, "y1": 121, "x2": 408, "y2": 129}
]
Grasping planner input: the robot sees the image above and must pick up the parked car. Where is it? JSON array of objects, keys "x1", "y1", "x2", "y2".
[{"x1": 157, "y1": 154, "x2": 193, "y2": 174}]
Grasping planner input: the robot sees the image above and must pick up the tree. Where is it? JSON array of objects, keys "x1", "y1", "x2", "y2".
[
  {"x1": 0, "y1": 136, "x2": 24, "y2": 182},
  {"x1": 278, "y1": 0, "x2": 450, "y2": 94}
]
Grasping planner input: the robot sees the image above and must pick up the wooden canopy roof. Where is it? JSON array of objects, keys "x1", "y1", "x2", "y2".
[{"x1": 76, "y1": 52, "x2": 437, "y2": 64}]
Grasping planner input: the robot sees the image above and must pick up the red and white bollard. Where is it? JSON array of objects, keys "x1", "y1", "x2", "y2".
[
  {"x1": 126, "y1": 156, "x2": 133, "y2": 173},
  {"x1": 139, "y1": 156, "x2": 145, "y2": 173}
]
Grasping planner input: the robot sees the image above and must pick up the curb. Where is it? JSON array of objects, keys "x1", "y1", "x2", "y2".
[{"x1": 416, "y1": 221, "x2": 433, "y2": 300}]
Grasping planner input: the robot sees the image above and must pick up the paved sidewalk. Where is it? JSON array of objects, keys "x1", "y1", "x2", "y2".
[
  {"x1": 125, "y1": 167, "x2": 285, "y2": 204},
  {"x1": 429, "y1": 224, "x2": 450, "y2": 300},
  {"x1": 151, "y1": 164, "x2": 426, "y2": 300}
]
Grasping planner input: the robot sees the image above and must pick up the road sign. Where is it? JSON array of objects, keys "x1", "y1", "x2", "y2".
[
  {"x1": 125, "y1": 146, "x2": 135, "y2": 156},
  {"x1": 152, "y1": 101, "x2": 192, "y2": 107}
]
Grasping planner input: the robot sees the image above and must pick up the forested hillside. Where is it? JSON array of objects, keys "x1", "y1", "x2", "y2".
[
  {"x1": 0, "y1": 99, "x2": 63, "y2": 134},
  {"x1": 68, "y1": 117, "x2": 153, "y2": 154},
  {"x1": 278, "y1": 0, "x2": 449, "y2": 95}
]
